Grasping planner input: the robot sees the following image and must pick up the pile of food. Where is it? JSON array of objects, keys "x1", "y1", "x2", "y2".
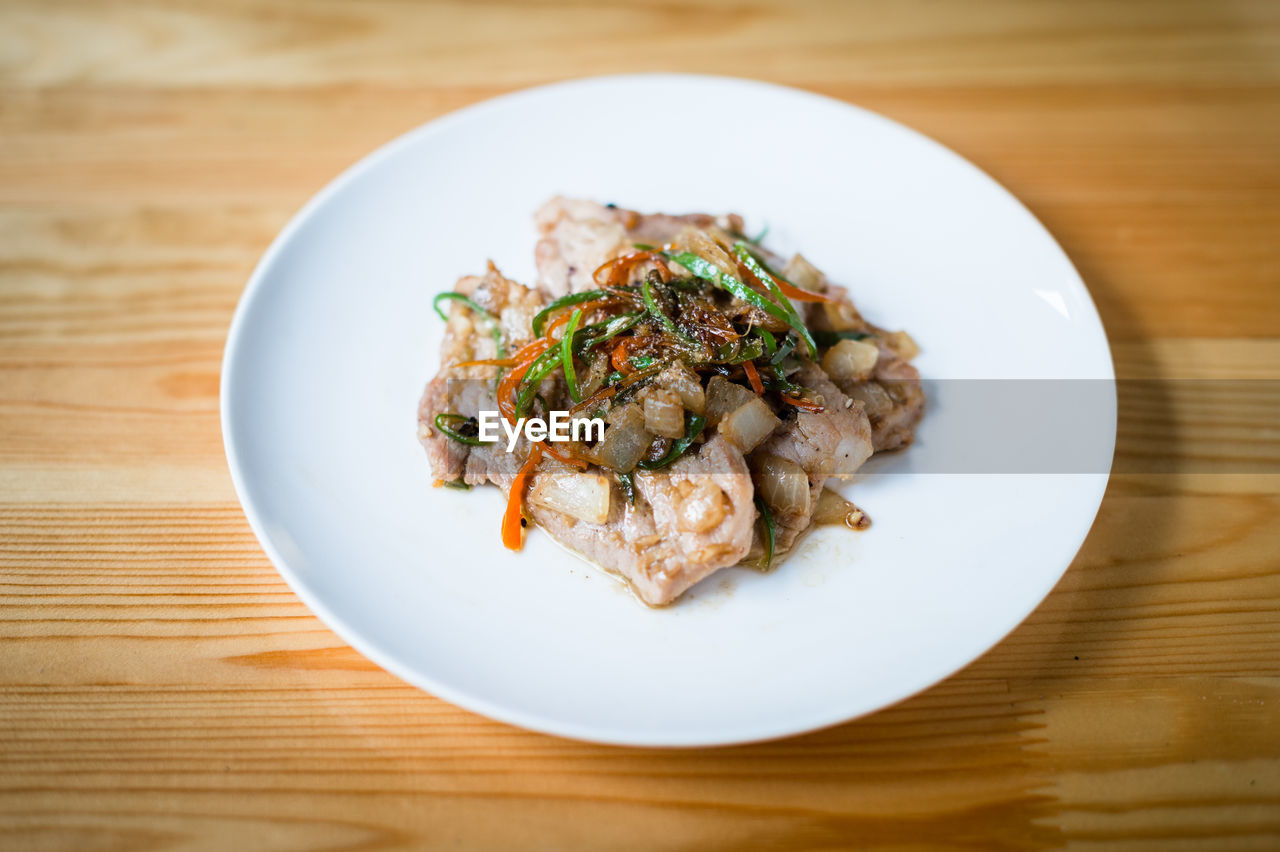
[{"x1": 418, "y1": 198, "x2": 924, "y2": 605}]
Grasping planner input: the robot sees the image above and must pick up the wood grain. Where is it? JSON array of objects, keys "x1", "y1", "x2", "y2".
[{"x1": 1, "y1": 1, "x2": 1278, "y2": 849}]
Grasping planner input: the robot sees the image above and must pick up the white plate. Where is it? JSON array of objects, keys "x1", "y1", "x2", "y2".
[{"x1": 222, "y1": 74, "x2": 1114, "y2": 747}]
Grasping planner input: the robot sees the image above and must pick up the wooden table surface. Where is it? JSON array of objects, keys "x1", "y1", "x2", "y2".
[{"x1": 2, "y1": 1, "x2": 1278, "y2": 849}]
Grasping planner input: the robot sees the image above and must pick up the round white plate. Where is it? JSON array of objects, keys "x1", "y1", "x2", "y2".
[{"x1": 222, "y1": 74, "x2": 1114, "y2": 747}]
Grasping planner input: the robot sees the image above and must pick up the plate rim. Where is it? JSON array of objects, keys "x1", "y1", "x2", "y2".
[{"x1": 220, "y1": 72, "x2": 1116, "y2": 747}]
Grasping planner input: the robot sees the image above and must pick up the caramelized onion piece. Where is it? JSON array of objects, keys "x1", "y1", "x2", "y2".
[
  {"x1": 750, "y1": 453, "x2": 811, "y2": 517},
  {"x1": 529, "y1": 472, "x2": 612, "y2": 525},
  {"x1": 720, "y1": 398, "x2": 781, "y2": 453},
  {"x1": 704, "y1": 375, "x2": 757, "y2": 427},
  {"x1": 592, "y1": 404, "x2": 651, "y2": 473},
  {"x1": 822, "y1": 338, "x2": 880, "y2": 382},
  {"x1": 642, "y1": 388, "x2": 685, "y2": 439}
]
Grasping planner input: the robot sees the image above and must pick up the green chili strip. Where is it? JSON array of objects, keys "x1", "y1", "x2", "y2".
[
  {"x1": 750, "y1": 225, "x2": 769, "y2": 245},
  {"x1": 641, "y1": 274, "x2": 690, "y2": 342},
  {"x1": 433, "y1": 292, "x2": 494, "y2": 323},
  {"x1": 732, "y1": 244, "x2": 818, "y2": 357},
  {"x1": 433, "y1": 293, "x2": 505, "y2": 358},
  {"x1": 726, "y1": 337, "x2": 765, "y2": 364},
  {"x1": 667, "y1": 251, "x2": 792, "y2": 328},
  {"x1": 434, "y1": 412, "x2": 488, "y2": 446},
  {"x1": 616, "y1": 472, "x2": 636, "y2": 505},
  {"x1": 812, "y1": 330, "x2": 873, "y2": 348},
  {"x1": 515, "y1": 344, "x2": 566, "y2": 417},
  {"x1": 759, "y1": 328, "x2": 777, "y2": 356},
  {"x1": 631, "y1": 242, "x2": 655, "y2": 251},
  {"x1": 769, "y1": 334, "x2": 798, "y2": 366},
  {"x1": 636, "y1": 413, "x2": 706, "y2": 470},
  {"x1": 562, "y1": 308, "x2": 584, "y2": 403},
  {"x1": 576, "y1": 312, "x2": 642, "y2": 353},
  {"x1": 754, "y1": 496, "x2": 776, "y2": 571},
  {"x1": 442, "y1": 479, "x2": 471, "y2": 490},
  {"x1": 762, "y1": 367, "x2": 803, "y2": 394},
  {"x1": 531, "y1": 289, "x2": 614, "y2": 337},
  {"x1": 628, "y1": 355, "x2": 656, "y2": 370}
]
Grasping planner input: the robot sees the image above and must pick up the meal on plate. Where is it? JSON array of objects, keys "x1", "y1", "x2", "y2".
[{"x1": 417, "y1": 198, "x2": 924, "y2": 605}]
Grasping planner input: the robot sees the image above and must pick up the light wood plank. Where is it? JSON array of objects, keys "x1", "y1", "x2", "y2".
[{"x1": 1, "y1": 0, "x2": 1278, "y2": 848}]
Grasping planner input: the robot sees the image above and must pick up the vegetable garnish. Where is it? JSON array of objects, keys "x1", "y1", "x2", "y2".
[
  {"x1": 731, "y1": 244, "x2": 820, "y2": 355},
  {"x1": 497, "y1": 338, "x2": 557, "y2": 423},
  {"x1": 577, "y1": 311, "x2": 642, "y2": 352},
  {"x1": 736, "y1": 245, "x2": 836, "y2": 304},
  {"x1": 640, "y1": 272, "x2": 691, "y2": 343},
  {"x1": 668, "y1": 251, "x2": 791, "y2": 328},
  {"x1": 743, "y1": 359, "x2": 765, "y2": 395},
  {"x1": 611, "y1": 337, "x2": 644, "y2": 373},
  {"x1": 434, "y1": 292, "x2": 506, "y2": 357},
  {"x1": 432, "y1": 292, "x2": 494, "y2": 323},
  {"x1": 779, "y1": 393, "x2": 826, "y2": 413},
  {"x1": 754, "y1": 495, "x2": 776, "y2": 571},
  {"x1": 568, "y1": 384, "x2": 617, "y2": 417},
  {"x1": 616, "y1": 471, "x2": 636, "y2": 504},
  {"x1": 434, "y1": 412, "x2": 488, "y2": 445},
  {"x1": 636, "y1": 413, "x2": 706, "y2": 470},
  {"x1": 541, "y1": 297, "x2": 615, "y2": 340},
  {"x1": 593, "y1": 250, "x2": 672, "y2": 288},
  {"x1": 561, "y1": 308, "x2": 584, "y2": 402},
  {"x1": 532, "y1": 290, "x2": 622, "y2": 337},
  {"x1": 516, "y1": 343, "x2": 568, "y2": 416},
  {"x1": 502, "y1": 443, "x2": 543, "y2": 550}
]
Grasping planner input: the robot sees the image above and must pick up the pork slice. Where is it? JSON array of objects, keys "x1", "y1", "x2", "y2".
[
  {"x1": 798, "y1": 273, "x2": 925, "y2": 453},
  {"x1": 417, "y1": 263, "x2": 545, "y2": 486},
  {"x1": 533, "y1": 196, "x2": 746, "y2": 298},
  {"x1": 752, "y1": 363, "x2": 873, "y2": 553},
  {"x1": 527, "y1": 434, "x2": 755, "y2": 606},
  {"x1": 861, "y1": 349, "x2": 925, "y2": 453}
]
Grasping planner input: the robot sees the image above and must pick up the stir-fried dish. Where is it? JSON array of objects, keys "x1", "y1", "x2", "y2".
[{"x1": 418, "y1": 198, "x2": 924, "y2": 605}]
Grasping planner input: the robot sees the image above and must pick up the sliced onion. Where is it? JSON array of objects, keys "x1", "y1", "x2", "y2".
[
  {"x1": 821, "y1": 300, "x2": 865, "y2": 332},
  {"x1": 885, "y1": 330, "x2": 920, "y2": 360},
  {"x1": 782, "y1": 253, "x2": 824, "y2": 292},
  {"x1": 812, "y1": 487, "x2": 870, "y2": 530},
  {"x1": 704, "y1": 375, "x2": 757, "y2": 427},
  {"x1": 529, "y1": 472, "x2": 612, "y2": 525},
  {"x1": 642, "y1": 388, "x2": 685, "y2": 439},
  {"x1": 592, "y1": 404, "x2": 651, "y2": 473},
  {"x1": 750, "y1": 453, "x2": 811, "y2": 517},
  {"x1": 720, "y1": 397, "x2": 781, "y2": 453},
  {"x1": 656, "y1": 364, "x2": 705, "y2": 415},
  {"x1": 672, "y1": 226, "x2": 736, "y2": 278},
  {"x1": 822, "y1": 338, "x2": 880, "y2": 382}
]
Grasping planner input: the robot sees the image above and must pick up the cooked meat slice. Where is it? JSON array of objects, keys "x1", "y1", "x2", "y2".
[
  {"x1": 794, "y1": 266, "x2": 925, "y2": 453},
  {"x1": 534, "y1": 199, "x2": 628, "y2": 297},
  {"x1": 526, "y1": 433, "x2": 754, "y2": 606},
  {"x1": 860, "y1": 348, "x2": 925, "y2": 453},
  {"x1": 752, "y1": 363, "x2": 872, "y2": 553},
  {"x1": 417, "y1": 263, "x2": 545, "y2": 486},
  {"x1": 534, "y1": 196, "x2": 746, "y2": 298}
]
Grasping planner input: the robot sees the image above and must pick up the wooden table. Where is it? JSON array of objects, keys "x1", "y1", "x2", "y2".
[{"x1": 2, "y1": 2, "x2": 1277, "y2": 848}]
